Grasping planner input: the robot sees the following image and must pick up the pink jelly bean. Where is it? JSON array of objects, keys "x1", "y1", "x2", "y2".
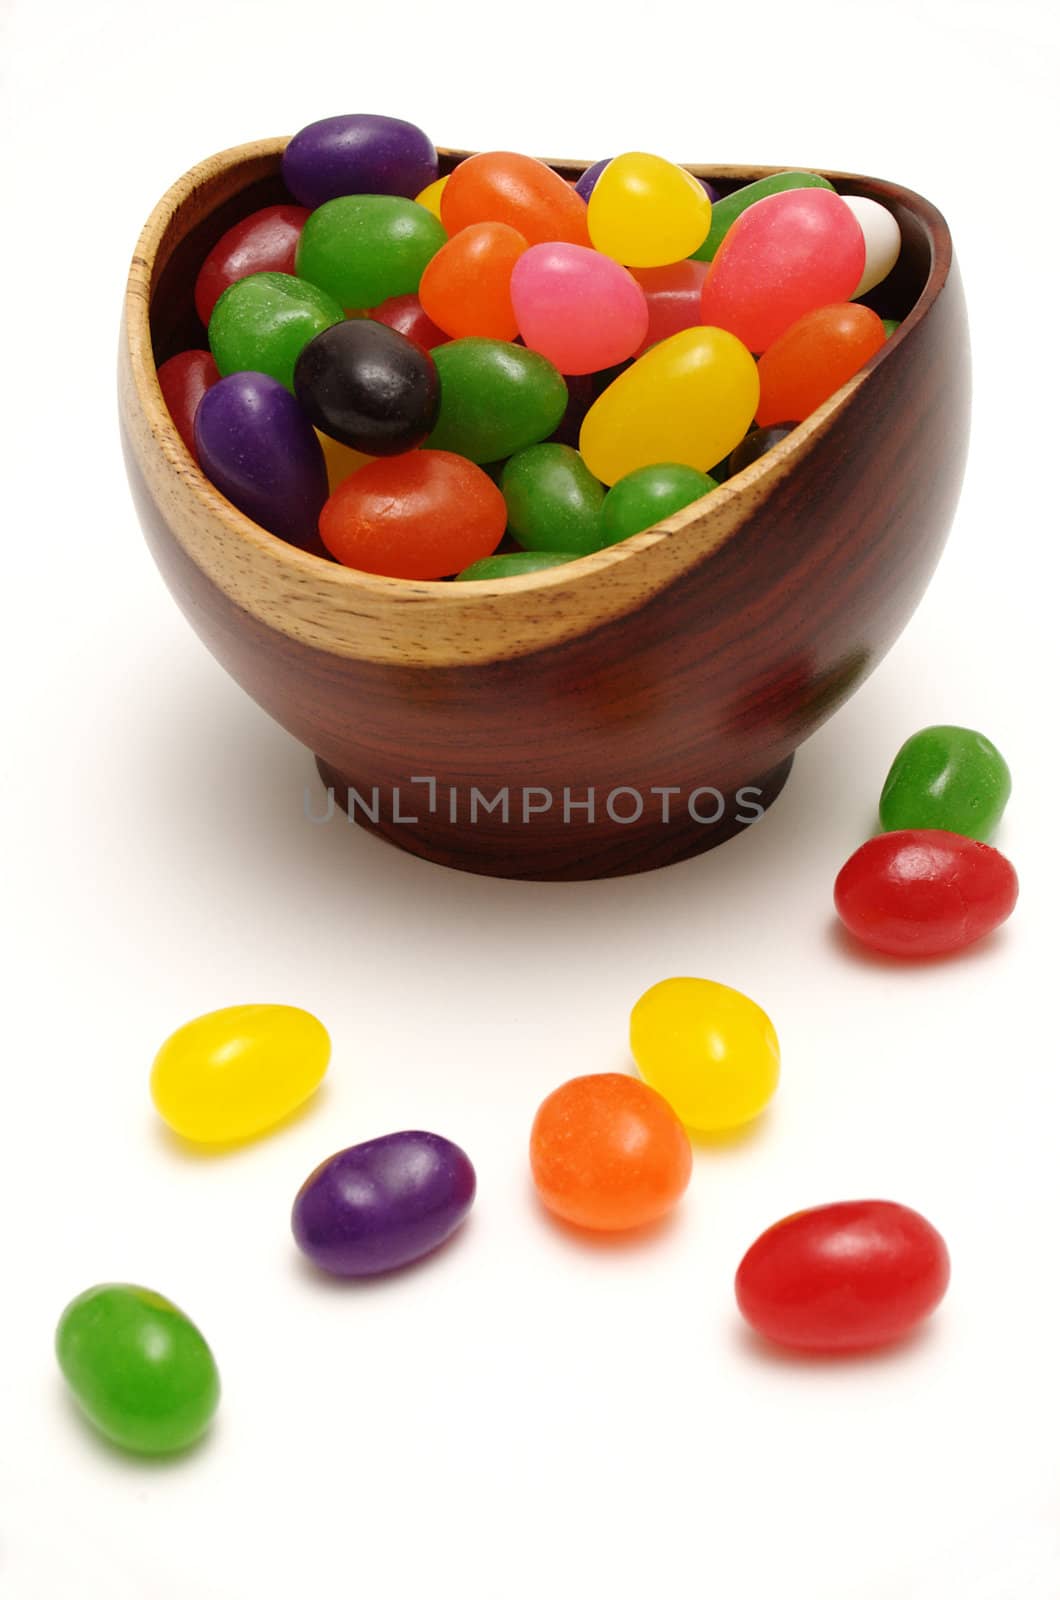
[
  {"x1": 699, "y1": 188, "x2": 866, "y2": 352},
  {"x1": 632, "y1": 261, "x2": 708, "y2": 356},
  {"x1": 511, "y1": 243, "x2": 649, "y2": 375}
]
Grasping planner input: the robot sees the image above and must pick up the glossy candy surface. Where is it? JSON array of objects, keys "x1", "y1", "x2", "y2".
[
  {"x1": 501, "y1": 443, "x2": 606, "y2": 554},
  {"x1": 427, "y1": 338, "x2": 568, "y2": 462},
  {"x1": 580, "y1": 327, "x2": 759, "y2": 484},
  {"x1": 292, "y1": 1131, "x2": 476, "y2": 1276},
  {"x1": 700, "y1": 189, "x2": 865, "y2": 352},
  {"x1": 456, "y1": 550, "x2": 582, "y2": 580},
  {"x1": 630, "y1": 977, "x2": 780, "y2": 1131},
  {"x1": 755, "y1": 303, "x2": 887, "y2": 425},
  {"x1": 735, "y1": 1200, "x2": 950, "y2": 1353},
  {"x1": 843, "y1": 194, "x2": 902, "y2": 298},
  {"x1": 879, "y1": 725, "x2": 1012, "y2": 840},
  {"x1": 194, "y1": 204, "x2": 310, "y2": 324},
  {"x1": 601, "y1": 462, "x2": 716, "y2": 546},
  {"x1": 632, "y1": 261, "x2": 708, "y2": 355},
  {"x1": 319, "y1": 450, "x2": 506, "y2": 578},
  {"x1": 834, "y1": 830, "x2": 1019, "y2": 956},
  {"x1": 414, "y1": 175, "x2": 448, "y2": 221},
  {"x1": 369, "y1": 293, "x2": 448, "y2": 352},
  {"x1": 728, "y1": 423, "x2": 796, "y2": 476},
  {"x1": 588, "y1": 152, "x2": 711, "y2": 267},
  {"x1": 530, "y1": 1073, "x2": 692, "y2": 1231},
  {"x1": 157, "y1": 349, "x2": 219, "y2": 462},
  {"x1": 511, "y1": 243, "x2": 648, "y2": 374},
  {"x1": 56, "y1": 1284, "x2": 220, "y2": 1453},
  {"x1": 296, "y1": 196, "x2": 447, "y2": 312},
  {"x1": 692, "y1": 170, "x2": 834, "y2": 262},
  {"x1": 151, "y1": 1004, "x2": 330, "y2": 1144},
  {"x1": 282, "y1": 114, "x2": 438, "y2": 208},
  {"x1": 208, "y1": 271, "x2": 344, "y2": 391},
  {"x1": 419, "y1": 221, "x2": 528, "y2": 340},
  {"x1": 441, "y1": 151, "x2": 590, "y2": 247},
  {"x1": 293, "y1": 319, "x2": 440, "y2": 455}
]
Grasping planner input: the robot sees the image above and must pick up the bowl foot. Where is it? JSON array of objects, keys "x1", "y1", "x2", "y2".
[{"x1": 312, "y1": 753, "x2": 795, "y2": 882}]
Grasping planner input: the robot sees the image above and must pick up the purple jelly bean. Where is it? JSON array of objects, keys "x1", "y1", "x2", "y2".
[
  {"x1": 576, "y1": 158, "x2": 718, "y2": 204},
  {"x1": 282, "y1": 114, "x2": 438, "y2": 208},
  {"x1": 193, "y1": 372, "x2": 328, "y2": 553},
  {"x1": 292, "y1": 1132, "x2": 477, "y2": 1277}
]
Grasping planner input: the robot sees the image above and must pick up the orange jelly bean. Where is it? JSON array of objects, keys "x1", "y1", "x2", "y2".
[
  {"x1": 529, "y1": 1073, "x2": 692, "y2": 1231},
  {"x1": 755, "y1": 302, "x2": 887, "y2": 425},
  {"x1": 419, "y1": 221, "x2": 529, "y2": 340},
  {"x1": 441, "y1": 151, "x2": 590, "y2": 247}
]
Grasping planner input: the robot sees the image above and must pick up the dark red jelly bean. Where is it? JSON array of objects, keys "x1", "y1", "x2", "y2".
[
  {"x1": 194, "y1": 205, "x2": 310, "y2": 325},
  {"x1": 368, "y1": 293, "x2": 449, "y2": 352},
  {"x1": 157, "y1": 349, "x2": 220, "y2": 462}
]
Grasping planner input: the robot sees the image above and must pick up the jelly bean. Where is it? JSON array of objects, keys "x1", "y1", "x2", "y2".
[
  {"x1": 629, "y1": 977, "x2": 780, "y2": 1132},
  {"x1": 427, "y1": 338, "x2": 568, "y2": 463},
  {"x1": 319, "y1": 450, "x2": 506, "y2": 579},
  {"x1": 368, "y1": 292, "x2": 449, "y2": 352},
  {"x1": 580, "y1": 327, "x2": 759, "y2": 484},
  {"x1": 292, "y1": 1131, "x2": 476, "y2": 1276},
  {"x1": 56, "y1": 1284, "x2": 220, "y2": 1454},
  {"x1": 194, "y1": 204, "x2": 310, "y2": 324},
  {"x1": 419, "y1": 221, "x2": 528, "y2": 340},
  {"x1": 755, "y1": 303, "x2": 887, "y2": 426},
  {"x1": 843, "y1": 194, "x2": 902, "y2": 298},
  {"x1": 501, "y1": 444, "x2": 606, "y2": 555},
  {"x1": 578, "y1": 159, "x2": 718, "y2": 206},
  {"x1": 728, "y1": 423, "x2": 796, "y2": 476},
  {"x1": 700, "y1": 189, "x2": 865, "y2": 352},
  {"x1": 208, "y1": 271, "x2": 344, "y2": 392},
  {"x1": 415, "y1": 174, "x2": 449, "y2": 221},
  {"x1": 601, "y1": 462, "x2": 716, "y2": 546},
  {"x1": 588, "y1": 152, "x2": 711, "y2": 266},
  {"x1": 736, "y1": 1201, "x2": 950, "y2": 1353},
  {"x1": 157, "y1": 349, "x2": 219, "y2": 462},
  {"x1": 294, "y1": 320, "x2": 439, "y2": 456},
  {"x1": 296, "y1": 196, "x2": 447, "y2": 312},
  {"x1": 530, "y1": 1073, "x2": 692, "y2": 1231},
  {"x1": 456, "y1": 550, "x2": 582, "y2": 580},
  {"x1": 316, "y1": 430, "x2": 373, "y2": 492},
  {"x1": 692, "y1": 170, "x2": 835, "y2": 262},
  {"x1": 632, "y1": 260, "x2": 708, "y2": 354},
  {"x1": 510, "y1": 243, "x2": 648, "y2": 374},
  {"x1": 879, "y1": 726, "x2": 1012, "y2": 841},
  {"x1": 834, "y1": 829, "x2": 1019, "y2": 957},
  {"x1": 195, "y1": 372, "x2": 329, "y2": 553},
  {"x1": 150, "y1": 1004, "x2": 330, "y2": 1144},
  {"x1": 440, "y1": 151, "x2": 590, "y2": 247},
  {"x1": 881, "y1": 317, "x2": 901, "y2": 338},
  {"x1": 282, "y1": 113, "x2": 438, "y2": 209}
]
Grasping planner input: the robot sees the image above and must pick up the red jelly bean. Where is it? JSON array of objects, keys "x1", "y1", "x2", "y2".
[
  {"x1": 419, "y1": 222, "x2": 528, "y2": 341},
  {"x1": 736, "y1": 1200, "x2": 950, "y2": 1353},
  {"x1": 441, "y1": 151, "x2": 590, "y2": 247},
  {"x1": 157, "y1": 349, "x2": 220, "y2": 462},
  {"x1": 632, "y1": 260, "x2": 708, "y2": 355},
  {"x1": 194, "y1": 204, "x2": 311, "y2": 325},
  {"x1": 755, "y1": 303, "x2": 887, "y2": 425},
  {"x1": 834, "y1": 829, "x2": 1018, "y2": 957},
  {"x1": 368, "y1": 294, "x2": 449, "y2": 353}
]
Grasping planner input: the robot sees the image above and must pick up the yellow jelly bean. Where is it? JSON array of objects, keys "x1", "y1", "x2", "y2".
[
  {"x1": 315, "y1": 429, "x2": 374, "y2": 493},
  {"x1": 151, "y1": 1005, "x2": 330, "y2": 1144},
  {"x1": 629, "y1": 978, "x2": 779, "y2": 1131},
  {"x1": 415, "y1": 175, "x2": 449, "y2": 224},
  {"x1": 588, "y1": 152, "x2": 711, "y2": 267},
  {"x1": 580, "y1": 327, "x2": 759, "y2": 484}
]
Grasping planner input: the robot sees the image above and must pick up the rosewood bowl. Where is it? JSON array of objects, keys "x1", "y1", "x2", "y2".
[{"x1": 119, "y1": 140, "x2": 970, "y2": 880}]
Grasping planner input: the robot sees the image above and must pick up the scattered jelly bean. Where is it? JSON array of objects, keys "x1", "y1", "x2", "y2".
[
  {"x1": 573, "y1": 158, "x2": 611, "y2": 202},
  {"x1": 629, "y1": 977, "x2": 780, "y2": 1132},
  {"x1": 728, "y1": 423, "x2": 796, "y2": 476},
  {"x1": 735, "y1": 1201, "x2": 950, "y2": 1353},
  {"x1": 834, "y1": 829, "x2": 1019, "y2": 957},
  {"x1": 56, "y1": 1284, "x2": 220, "y2": 1454},
  {"x1": 317, "y1": 430, "x2": 374, "y2": 492},
  {"x1": 440, "y1": 150, "x2": 590, "y2": 247},
  {"x1": 319, "y1": 450, "x2": 506, "y2": 578},
  {"x1": 600, "y1": 462, "x2": 716, "y2": 546},
  {"x1": 510, "y1": 242, "x2": 648, "y2": 374},
  {"x1": 368, "y1": 292, "x2": 449, "y2": 352},
  {"x1": 843, "y1": 194, "x2": 902, "y2": 298},
  {"x1": 456, "y1": 550, "x2": 582, "y2": 580},
  {"x1": 296, "y1": 195, "x2": 447, "y2": 312},
  {"x1": 195, "y1": 372, "x2": 329, "y2": 553},
  {"x1": 294, "y1": 319, "x2": 440, "y2": 455},
  {"x1": 879, "y1": 726, "x2": 1012, "y2": 841},
  {"x1": 580, "y1": 327, "x2": 759, "y2": 484},
  {"x1": 755, "y1": 303, "x2": 887, "y2": 426},
  {"x1": 530, "y1": 1073, "x2": 692, "y2": 1231},
  {"x1": 208, "y1": 271, "x2": 344, "y2": 392},
  {"x1": 632, "y1": 260, "x2": 708, "y2": 354},
  {"x1": 157, "y1": 349, "x2": 219, "y2": 462},
  {"x1": 692, "y1": 170, "x2": 835, "y2": 262},
  {"x1": 588, "y1": 152, "x2": 711, "y2": 266},
  {"x1": 420, "y1": 221, "x2": 528, "y2": 340},
  {"x1": 427, "y1": 338, "x2": 568, "y2": 463},
  {"x1": 194, "y1": 204, "x2": 311, "y2": 325},
  {"x1": 415, "y1": 174, "x2": 449, "y2": 221},
  {"x1": 881, "y1": 317, "x2": 901, "y2": 338},
  {"x1": 292, "y1": 1131, "x2": 476, "y2": 1276},
  {"x1": 282, "y1": 113, "x2": 438, "y2": 209},
  {"x1": 700, "y1": 188, "x2": 865, "y2": 352},
  {"x1": 501, "y1": 443, "x2": 606, "y2": 554}
]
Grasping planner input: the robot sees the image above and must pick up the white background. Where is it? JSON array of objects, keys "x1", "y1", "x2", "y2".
[{"x1": 3, "y1": 2, "x2": 1058, "y2": 1595}]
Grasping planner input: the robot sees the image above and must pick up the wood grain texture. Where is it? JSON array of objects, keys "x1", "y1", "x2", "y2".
[{"x1": 119, "y1": 141, "x2": 970, "y2": 880}]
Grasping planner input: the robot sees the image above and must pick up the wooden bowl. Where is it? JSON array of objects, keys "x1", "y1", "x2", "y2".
[{"x1": 119, "y1": 140, "x2": 970, "y2": 881}]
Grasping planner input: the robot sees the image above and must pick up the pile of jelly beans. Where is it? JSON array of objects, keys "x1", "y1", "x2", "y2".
[{"x1": 157, "y1": 113, "x2": 904, "y2": 582}]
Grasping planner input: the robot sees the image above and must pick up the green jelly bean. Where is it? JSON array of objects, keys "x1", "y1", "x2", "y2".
[
  {"x1": 601, "y1": 463, "x2": 717, "y2": 546},
  {"x1": 427, "y1": 340, "x2": 568, "y2": 463},
  {"x1": 208, "y1": 271, "x2": 343, "y2": 392},
  {"x1": 692, "y1": 171, "x2": 835, "y2": 262},
  {"x1": 501, "y1": 444, "x2": 606, "y2": 555},
  {"x1": 56, "y1": 1284, "x2": 220, "y2": 1455},
  {"x1": 881, "y1": 317, "x2": 901, "y2": 338},
  {"x1": 879, "y1": 725, "x2": 1012, "y2": 841},
  {"x1": 296, "y1": 195, "x2": 447, "y2": 311},
  {"x1": 456, "y1": 550, "x2": 583, "y2": 581}
]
